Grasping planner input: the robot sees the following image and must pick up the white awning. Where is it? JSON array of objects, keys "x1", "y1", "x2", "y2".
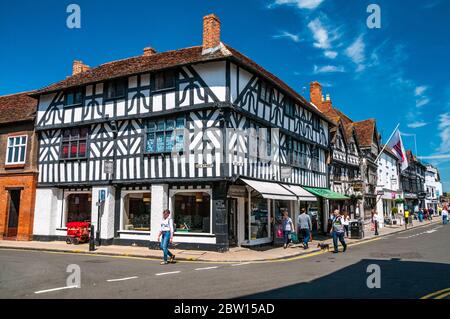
[
  {"x1": 241, "y1": 178, "x2": 297, "y2": 201},
  {"x1": 281, "y1": 184, "x2": 317, "y2": 202}
]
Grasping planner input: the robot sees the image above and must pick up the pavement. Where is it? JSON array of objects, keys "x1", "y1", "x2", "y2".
[
  {"x1": 0, "y1": 218, "x2": 442, "y2": 262},
  {"x1": 0, "y1": 220, "x2": 449, "y2": 299}
]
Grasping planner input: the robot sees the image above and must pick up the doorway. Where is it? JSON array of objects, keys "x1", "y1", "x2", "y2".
[
  {"x1": 6, "y1": 189, "x2": 21, "y2": 238},
  {"x1": 228, "y1": 198, "x2": 238, "y2": 246}
]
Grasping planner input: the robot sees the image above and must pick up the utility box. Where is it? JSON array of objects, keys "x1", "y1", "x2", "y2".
[{"x1": 350, "y1": 220, "x2": 364, "y2": 239}]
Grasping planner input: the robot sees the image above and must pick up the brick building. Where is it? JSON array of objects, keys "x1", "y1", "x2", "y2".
[{"x1": 0, "y1": 92, "x2": 39, "y2": 241}]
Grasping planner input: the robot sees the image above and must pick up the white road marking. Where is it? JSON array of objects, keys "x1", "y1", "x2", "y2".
[
  {"x1": 34, "y1": 285, "x2": 79, "y2": 294},
  {"x1": 231, "y1": 262, "x2": 252, "y2": 267},
  {"x1": 195, "y1": 266, "x2": 219, "y2": 271},
  {"x1": 426, "y1": 230, "x2": 437, "y2": 234},
  {"x1": 155, "y1": 271, "x2": 181, "y2": 276},
  {"x1": 107, "y1": 276, "x2": 138, "y2": 282}
]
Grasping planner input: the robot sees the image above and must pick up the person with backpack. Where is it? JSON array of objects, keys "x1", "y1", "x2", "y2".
[
  {"x1": 330, "y1": 209, "x2": 347, "y2": 253},
  {"x1": 282, "y1": 211, "x2": 295, "y2": 249},
  {"x1": 297, "y1": 208, "x2": 312, "y2": 249},
  {"x1": 158, "y1": 209, "x2": 175, "y2": 265}
]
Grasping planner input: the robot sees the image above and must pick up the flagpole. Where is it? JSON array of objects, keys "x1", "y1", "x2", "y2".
[{"x1": 375, "y1": 123, "x2": 400, "y2": 163}]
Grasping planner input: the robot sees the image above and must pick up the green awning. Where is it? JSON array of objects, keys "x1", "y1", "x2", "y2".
[{"x1": 304, "y1": 187, "x2": 350, "y2": 200}]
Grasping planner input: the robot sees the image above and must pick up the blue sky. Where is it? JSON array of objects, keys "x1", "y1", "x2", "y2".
[{"x1": 1, "y1": 0, "x2": 449, "y2": 191}]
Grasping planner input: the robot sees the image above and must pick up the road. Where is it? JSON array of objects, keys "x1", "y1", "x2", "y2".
[{"x1": 1, "y1": 222, "x2": 449, "y2": 299}]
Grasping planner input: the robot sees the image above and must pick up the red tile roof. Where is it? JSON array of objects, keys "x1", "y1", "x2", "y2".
[
  {"x1": 0, "y1": 91, "x2": 37, "y2": 125},
  {"x1": 31, "y1": 44, "x2": 331, "y2": 122},
  {"x1": 353, "y1": 119, "x2": 376, "y2": 147}
]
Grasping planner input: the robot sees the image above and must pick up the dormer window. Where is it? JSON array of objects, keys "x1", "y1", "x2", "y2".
[
  {"x1": 105, "y1": 79, "x2": 126, "y2": 99},
  {"x1": 154, "y1": 70, "x2": 176, "y2": 91},
  {"x1": 259, "y1": 81, "x2": 272, "y2": 104},
  {"x1": 65, "y1": 87, "x2": 83, "y2": 106}
]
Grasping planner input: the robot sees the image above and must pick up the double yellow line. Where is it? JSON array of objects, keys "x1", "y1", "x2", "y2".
[{"x1": 421, "y1": 287, "x2": 450, "y2": 299}]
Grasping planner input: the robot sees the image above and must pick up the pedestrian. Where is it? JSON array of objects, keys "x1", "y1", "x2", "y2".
[
  {"x1": 442, "y1": 205, "x2": 449, "y2": 225},
  {"x1": 330, "y1": 209, "x2": 347, "y2": 253},
  {"x1": 371, "y1": 210, "x2": 379, "y2": 236},
  {"x1": 297, "y1": 208, "x2": 312, "y2": 249},
  {"x1": 429, "y1": 207, "x2": 434, "y2": 220},
  {"x1": 418, "y1": 208, "x2": 424, "y2": 222},
  {"x1": 282, "y1": 211, "x2": 295, "y2": 249},
  {"x1": 342, "y1": 212, "x2": 350, "y2": 238},
  {"x1": 404, "y1": 209, "x2": 410, "y2": 229},
  {"x1": 158, "y1": 209, "x2": 175, "y2": 265}
]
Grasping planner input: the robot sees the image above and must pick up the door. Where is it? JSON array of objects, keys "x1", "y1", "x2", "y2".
[
  {"x1": 228, "y1": 198, "x2": 238, "y2": 246},
  {"x1": 6, "y1": 190, "x2": 21, "y2": 238}
]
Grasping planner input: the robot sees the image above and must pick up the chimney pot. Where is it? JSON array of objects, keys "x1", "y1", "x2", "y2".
[
  {"x1": 72, "y1": 60, "x2": 90, "y2": 76},
  {"x1": 202, "y1": 14, "x2": 221, "y2": 54},
  {"x1": 143, "y1": 47, "x2": 157, "y2": 56}
]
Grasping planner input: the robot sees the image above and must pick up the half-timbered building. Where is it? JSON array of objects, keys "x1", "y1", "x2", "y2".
[{"x1": 31, "y1": 14, "x2": 332, "y2": 251}]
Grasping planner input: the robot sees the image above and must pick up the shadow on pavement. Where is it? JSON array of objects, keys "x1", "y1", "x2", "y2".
[{"x1": 240, "y1": 259, "x2": 450, "y2": 299}]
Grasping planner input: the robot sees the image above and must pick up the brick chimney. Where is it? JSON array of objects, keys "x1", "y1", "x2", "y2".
[
  {"x1": 72, "y1": 60, "x2": 90, "y2": 76},
  {"x1": 310, "y1": 81, "x2": 323, "y2": 109},
  {"x1": 202, "y1": 14, "x2": 221, "y2": 54},
  {"x1": 322, "y1": 93, "x2": 332, "y2": 112},
  {"x1": 143, "y1": 47, "x2": 157, "y2": 56}
]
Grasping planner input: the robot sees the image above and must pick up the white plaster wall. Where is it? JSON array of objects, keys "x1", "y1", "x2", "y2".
[
  {"x1": 91, "y1": 186, "x2": 115, "y2": 240},
  {"x1": 150, "y1": 184, "x2": 169, "y2": 241},
  {"x1": 192, "y1": 61, "x2": 227, "y2": 102},
  {"x1": 33, "y1": 188, "x2": 62, "y2": 236}
]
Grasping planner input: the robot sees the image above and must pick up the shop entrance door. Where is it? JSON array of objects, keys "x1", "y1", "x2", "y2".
[
  {"x1": 228, "y1": 198, "x2": 238, "y2": 246},
  {"x1": 6, "y1": 189, "x2": 21, "y2": 238}
]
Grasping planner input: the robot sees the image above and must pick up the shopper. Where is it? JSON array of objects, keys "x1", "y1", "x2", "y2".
[
  {"x1": 297, "y1": 208, "x2": 312, "y2": 249},
  {"x1": 330, "y1": 210, "x2": 347, "y2": 253},
  {"x1": 282, "y1": 211, "x2": 295, "y2": 249},
  {"x1": 372, "y1": 210, "x2": 379, "y2": 236},
  {"x1": 158, "y1": 209, "x2": 175, "y2": 265},
  {"x1": 442, "y1": 205, "x2": 449, "y2": 225},
  {"x1": 342, "y1": 212, "x2": 350, "y2": 238}
]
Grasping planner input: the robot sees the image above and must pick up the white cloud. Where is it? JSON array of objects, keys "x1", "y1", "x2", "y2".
[
  {"x1": 324, "y1": 50, "x2": 338, "y2": 59},
  {"x1": 416, "y1": 97, "x2": 430, "y2": 107},
  {"x1": 313, "y1": 65, "x2": 345, "y2": 74},
  {"x1": 272, "y1": 31, "x2": 301, "y2": 42},
  {"x1": 308, "y1": 18, "x2": 331, "y2": 49},
  {"x1": 272, "y1": 0, "x2": 325, "y2": 10},
  {"x1": 415, "y1": 86, "x2": 428, "y2": 96},
  {"x1": 407, "y1": 121, "x2": 429, "y2": 129},
  {"x1": 345, "y1": 35, "x2": 366, "y2": 71},
  {"x1": 437, "y1": 113, "x2": 450, "y2": 154},
  {"x1": 418, "y1": 154, "x2": 450, "y2": 160}
]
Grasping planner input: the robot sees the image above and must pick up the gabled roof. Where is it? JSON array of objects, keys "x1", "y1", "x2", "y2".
[
  {"x1": 30, "y1": 43, "x2": 332, "y2": 123},
  {"x1": 0, "y1": 91, "x2": 37, "y2": 125},
  {"x1": 353, "y1": 119, "x2": 377, "y2": 147}
]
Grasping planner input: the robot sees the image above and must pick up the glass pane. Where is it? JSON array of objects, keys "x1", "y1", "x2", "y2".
[
  {"x1": 176, "y1": 117, "x2": 184, "y2": 129},
  {"x1": 147, "y1": 122, "x2": 156, "y2": 131},
  {"x1": 155, "y1": 73, "x2": 164, "y2": 90},
  {"x1": 157, "y1": 121, "x2": 165, "y2": 131},
  {"x1": 174, "y1": 192, "x2": 210, "y2": 233},
  {"x1": 116, "y1": 81, "x2": 125, "y2": 96},
  {"x1": 15, "y1": 136, "x2": 21, "y2": 144},
  {"x1": 78, "y1": 142, "x2": 86, "y2": 157},
  {"x1": 80, "y1": 127, "x2": 88, "y2": 138},
  {"x1": 156, "y1": 132, "x2": 165, "y2": 152},
  {"x1": 71, "y1": 128, "x2": 79, "y2": 138},
  {"x1": 166, "y1": 120, "x2": 175, "y2": 130},
  {"x1": 70, "y1": 142, "x2": 78, "y2": 158},
  {"x1": 13, "y1": 146, "x2": 19, "y2": 163},
  {"x1": 21, "y1": 136, "x2": 26, "y2": 144},
  {"x1": 176, "y1": 133, "x2": 184, "y2": 151},
  {"x1": 8, "y1": 138, "x2": 14, "y2": 146},
  {"x1": 146, "y1": 133, "x2": 155, "y2": 152},
  {"x1": 63, "y1": 129, "x2": 70, "y2": 140},
  {"x1": 165, "y1": 131, "x2": 174, "y2": 152},
  {"x1": 19, "y1": 146, "x2": 26, "y2": 162},
  {"x1": 165, "y1": 71, "x2": 175, "y2": 88},
  {"x1": 7, "y1": 147, "x2": 13, "y2": 163},
  {"x1": 75, "y1": 90, "x2": 83, "y2": 104},
  {"x1": 66, "y1": 93, "x2": 74, "y2": 105},
  {"x1": 250, "y1": 196, "x2": 268, "y2": 240},
  {"x1": 62, "y1": 143, "x2": 69, "y2": 158}
]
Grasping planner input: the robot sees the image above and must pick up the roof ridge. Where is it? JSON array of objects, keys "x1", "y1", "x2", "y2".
[{"x1": 0, "y1": 90, "x2": 37, "y2": 98}]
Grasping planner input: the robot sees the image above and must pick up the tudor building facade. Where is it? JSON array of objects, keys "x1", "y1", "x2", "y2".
[{"x1": 32, "y1": 15, "x2": 331, "y2": 251}]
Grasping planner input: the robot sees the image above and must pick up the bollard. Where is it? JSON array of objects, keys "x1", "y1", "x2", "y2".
[{"x1": 89, "y1": 224, "x2": 95, "y2": 251}]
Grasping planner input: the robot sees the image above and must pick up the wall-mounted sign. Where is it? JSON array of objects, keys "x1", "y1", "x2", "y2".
[
  {"x1": 196, "y1": 163, "x2": 214, "y2": 168},
  {"x1": 280, "y1": 166, "x2": 292, "y2": 179},
  {"x1": 104, "y1": 161, "x2": 114, "y2": 175}
]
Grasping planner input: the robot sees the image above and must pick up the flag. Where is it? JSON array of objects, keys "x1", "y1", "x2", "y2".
[{"x1": 387, "y1": 129, "x2": 408, "y2": 171}]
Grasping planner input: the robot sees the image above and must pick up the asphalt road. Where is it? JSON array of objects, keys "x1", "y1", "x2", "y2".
[{"x1": 1, "y1": 222, "x2": 449, "y2": 299}]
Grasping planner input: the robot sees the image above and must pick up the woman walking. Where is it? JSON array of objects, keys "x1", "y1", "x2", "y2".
[
  {"x1": 342, "y1": 212, "x2": 350, "y2": 238},
  {"x1": 158, "y1": 209, "x2": 175, "y2": 265},
  {"x1": 282, "y1": 211, "x2": 294, "y2": 249}
]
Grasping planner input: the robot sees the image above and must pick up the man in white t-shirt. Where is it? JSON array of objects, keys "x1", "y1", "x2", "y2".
[{"x1": 442, "y1": 206, "x2": 449, "y2": 225}]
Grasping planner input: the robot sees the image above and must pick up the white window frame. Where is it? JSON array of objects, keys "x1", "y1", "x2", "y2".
[
  {"x1": 119, "y1": 190, "x2": 152, "y2": 233},
  {"x1": 169, "y1": 188, "x2": 213, "y2": 236},
  {"x1": 6, "y1": 135, "x2": 28, "y2": 165}
]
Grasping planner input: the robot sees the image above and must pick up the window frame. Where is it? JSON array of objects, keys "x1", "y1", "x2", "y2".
[
  {"x1": 312, "y1": 114, "x2": 320, "y2": 131},
  {"x1": 104, "y1": 78, "x2": 127, "y2": 100},
  {"x1": 144, "y1": 116, "x2": 186, "y2": 155},
  {"x1": 284, "y1": 98, "x2": 295, "y2": 118},
  {"x1": 153, "y1": 69, "x2": 176, "y2": 92},
  {"x1": 59, "y1": 127, "x2": 89, "y2": 161},
  {"x1": 5, "y1": 135, "x2": 28, "y2": 165},
  {"x1": 258, "y1": 80, "x2": 273, "y2": 104},
  {"x1": 64, "y1": 87, "x2": 84, "y2": 107}
]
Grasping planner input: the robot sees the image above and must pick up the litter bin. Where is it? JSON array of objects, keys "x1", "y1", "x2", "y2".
[{"x1": 350, "y1": 220, "x2": 364, "y2": 239}]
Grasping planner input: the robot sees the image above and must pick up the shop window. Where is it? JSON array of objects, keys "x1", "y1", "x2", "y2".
[
  {"x1": 146, "y1": 117, "x2": 185, "y2": 153},
  {"x1": 6, "y1": 135, "x2": 27, "y2": 165},
  {"x1": 123, "y1": 193, "x2": 151, "y2": 231},
  {"x1": 250, "y1": 194, "x2": 269, "y2": 240},
  {"x1": 154, "y1": 70, "x2": 176, "y2": 91},
  {"x1": 66, "y1": 193, "x2": 91, "y2": 223},
  {"x1": 61, "y1": 127, "x2": 88, "y2": 159},
  {"x1": 173, "y1": 191, "x2": 211, "y2": 233},
  {"x1": 105, "y1": 78, "x2": 126, "y2": 99}
]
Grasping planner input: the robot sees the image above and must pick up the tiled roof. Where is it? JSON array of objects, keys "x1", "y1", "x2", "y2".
[
  {"x1": 31, "y1": 43, "x2": 331, "y2": 122},
  {"x1": 353, "y1": 119, "x2": 376, "y2": 147},
  {"x1": 0, "y1": 91, "x2": 37, "y2": 124}
]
